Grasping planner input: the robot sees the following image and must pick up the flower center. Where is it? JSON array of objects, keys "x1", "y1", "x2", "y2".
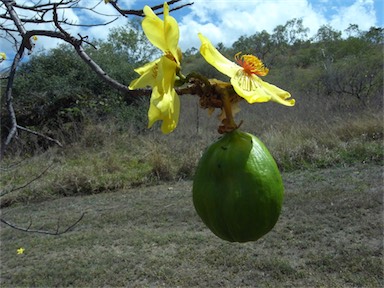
[{"x1": 235, "y1": 52, "x2": 269, "y2": 77}]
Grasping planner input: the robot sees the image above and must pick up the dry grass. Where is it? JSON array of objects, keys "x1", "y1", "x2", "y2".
[
  {"x1": 1, "y1": 163, "x2": 382, "y2": 287},
  {"x1": 1, "y1": 96, "x2": 382, "y2": 206}
]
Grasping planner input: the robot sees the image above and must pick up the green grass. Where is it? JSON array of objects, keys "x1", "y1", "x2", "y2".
[
  {"x1": 1, "y1": 108, "x2": 382, "y2": 206},
  {"x1": 1, "y1": 163, "x2": 382, "y2": 287}
]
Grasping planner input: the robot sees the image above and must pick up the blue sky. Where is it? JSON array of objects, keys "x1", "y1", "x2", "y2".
[
  {"x1": 0, "y1": 0, "x2": 383, "y2": 67},
  {"x1": 161, "y1": 0, "x2": 384, "y2": 49}
]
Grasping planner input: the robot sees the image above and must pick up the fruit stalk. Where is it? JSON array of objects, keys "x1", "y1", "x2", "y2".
[{"x1": 218, "y1": 90, "x2": 240, "y2": 134}]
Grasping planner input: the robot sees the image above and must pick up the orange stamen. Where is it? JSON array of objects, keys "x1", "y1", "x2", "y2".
[{"x1": 235, "y1": 52, "x2": 269, "y2": 76}]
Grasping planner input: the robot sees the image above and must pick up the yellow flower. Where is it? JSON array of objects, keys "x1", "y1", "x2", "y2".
[
  {"x1": 32, "y1": 35, "x2": 38, "y2": 41},
  {"x1": 198, "y1": 33, "x2": 295, "y2": 106},
  {"x1": 17, "y1": 247, "x2": 25, "y2": 254},
  {"x1": 129, "y1": 2, "x2": 181, "y2": 134}
]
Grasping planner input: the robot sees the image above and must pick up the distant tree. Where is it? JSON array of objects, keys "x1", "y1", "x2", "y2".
[
  {"x1": 272, "y1": 18, "x2": 309, "y2": 46},
  {"x1": 272, "y1": 24, "x2": 288, "y2": 49},
  {"x1": 232, "y1": 30, "x2": 273, "y2": 60},
  {"x1": 314, "y1": 25, "x2": 342, "y2": 42},
  {"x1": 362, "y1": 27, "x2": 384, "y2": 44},
  {"x1": 216, "y1": 42, "x2": 226, "y2": 53},
  {"x1": 329, "y1": 53, "x2": 383, "y2": 106},
  {"x1": 345, "y1": 24, "x2": 360, "y2": 38},
  {"x1": 232, "y1": 35, "x2": 253, "y2": 53},
  {"x1": 100, "y1": 20, "x2": 160, "y2": 65},
  {"x1": 184, "y1": 47, "x2": 198, "y2": 57},
  {"x1": 254, "y1": 30, "x2": 274, "y2": 59}
]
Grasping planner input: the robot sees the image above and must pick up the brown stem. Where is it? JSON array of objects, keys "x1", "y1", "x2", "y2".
[
  {"x1": 222, "y1": 92, "x2": 237, "y2": 128},
  {"x1": 218, "y1": 91, "x2": 240, "y2": 134}
]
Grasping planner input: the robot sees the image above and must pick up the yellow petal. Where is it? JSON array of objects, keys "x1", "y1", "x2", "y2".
[
  {"x1": 198, "y1": 33, "x2": 239, "y2": 78},
  {"x1": 133, "y1": 59, "x2": 158, "y2": 75},
  {"x1": 231, "y1": 72, "x2": 294, "y2": 106},
  {"x1": 159, "y1": 56, "x2": 177, "y2": 93},
  {"x1": 147, "y1": 56, "x2": 180, "y2": 134},
  {"x1": 148, "y1": 87, "x2": 162, "y2": 127},
  {"x1": 142, "y1": 6, "x2": 167, "y2": 52},
  {"x1": 260, "y1": 80, "x2": 295, "y2": 106},
  {"x1": 128, "y1": 59, "x2": 160, "y2": 89},
  {"x1": 230, "y1": 71, "x2": 271, "y2": 103},
  {"x1": 142, "y1": 3, "x2": 180, "y2": 64},
  {"x1": 163, "y1": 3, "x2": 180, "y2": 63},
  {"x1": 160, "y1": 90, "x2": 180, "y2": 134},
  {"x1": 148, "y1": 88, "x2": 180, "y2": 134}
]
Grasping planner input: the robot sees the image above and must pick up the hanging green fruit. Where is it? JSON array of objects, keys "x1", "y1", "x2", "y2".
[{"x1": 193, "y1": 130, "x2": 284, "y2": 243}]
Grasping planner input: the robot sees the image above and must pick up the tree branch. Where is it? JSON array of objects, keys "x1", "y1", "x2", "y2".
[
  {"x1": 2, "y1": 0, "x2": 34, "y2": 51},
  {"x1": 16, "y1": 125, "x2": 63, "y2": 147},
  {"x1": 1, "y1": 43, "x2": 24, "y2": 160},
  {"x1": 108, "y1": 0, "x2": 194, "y2": 17}
]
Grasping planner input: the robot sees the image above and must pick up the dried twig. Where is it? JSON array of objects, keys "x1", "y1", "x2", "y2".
[
  {"x1": 17, "y1": 125, "x2": 63, "y2": 147},
  {"x1": 0, "y1": 163, "x2": 54, "y2": 197},
  {"x1": 108, "y1": 0, "x2": 194, "y2": 17},
  {"x1": 0, "y1": 212, "x2": 86, "y2": 235}
]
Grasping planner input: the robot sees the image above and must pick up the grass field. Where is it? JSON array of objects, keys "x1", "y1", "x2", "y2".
[
  {"x1": 1, "y1": 92, "x2": 383, "y2": 287},
  {"x1": 1, "y1": 163, "x2": 382, "y2": 287}
]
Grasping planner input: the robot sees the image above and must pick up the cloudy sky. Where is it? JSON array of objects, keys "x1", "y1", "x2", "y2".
[
  {"x1": 173, "y1": 0, "x2": 383, "y2": 49},
  {"x1": 0, "y1": 0, "x2": 383, "y2": 66}
]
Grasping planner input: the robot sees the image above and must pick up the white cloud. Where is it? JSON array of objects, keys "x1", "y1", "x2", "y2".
[
  {"x1": 178, "y1": 0, "x2": 321, "y2": 49},
  {"x1": 329, "y1": 0, "x2": 376, "y2": 32},
  {"x1": 177, "y1": 0, "x2": 379, "y2": 50}
]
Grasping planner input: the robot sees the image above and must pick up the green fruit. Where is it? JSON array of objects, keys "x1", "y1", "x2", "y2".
[{"x1": 192, "y1": 130, "x2": 284, "y2": 243}]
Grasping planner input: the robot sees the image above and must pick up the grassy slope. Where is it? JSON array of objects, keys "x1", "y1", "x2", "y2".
[
  {"x1": 1, "y1": 109, "x2": 382, "y2": 207},
  {"x1": 1, "y1": 163, "x2": 382, "y2": 287}
]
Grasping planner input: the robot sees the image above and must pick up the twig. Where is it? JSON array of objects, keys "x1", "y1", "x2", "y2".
[
  {"x1": 0, "y1": 212, "x2": 86, "y2": 235},
  {"x1": 0, "y1": 163, "x2": 54, "y2": 197},
  {"x1": 51, "y1": 6, "x2": 133, "y2": 94},
  {"x1": 108, "y1": 0, "x2": 194, "y2": 17},
  {"x1": 17, "y1": 125, "x2": 63, "y2": 147},
  {"x1": 3, "y1": 0, "x2": 33, "y2": 50}
]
